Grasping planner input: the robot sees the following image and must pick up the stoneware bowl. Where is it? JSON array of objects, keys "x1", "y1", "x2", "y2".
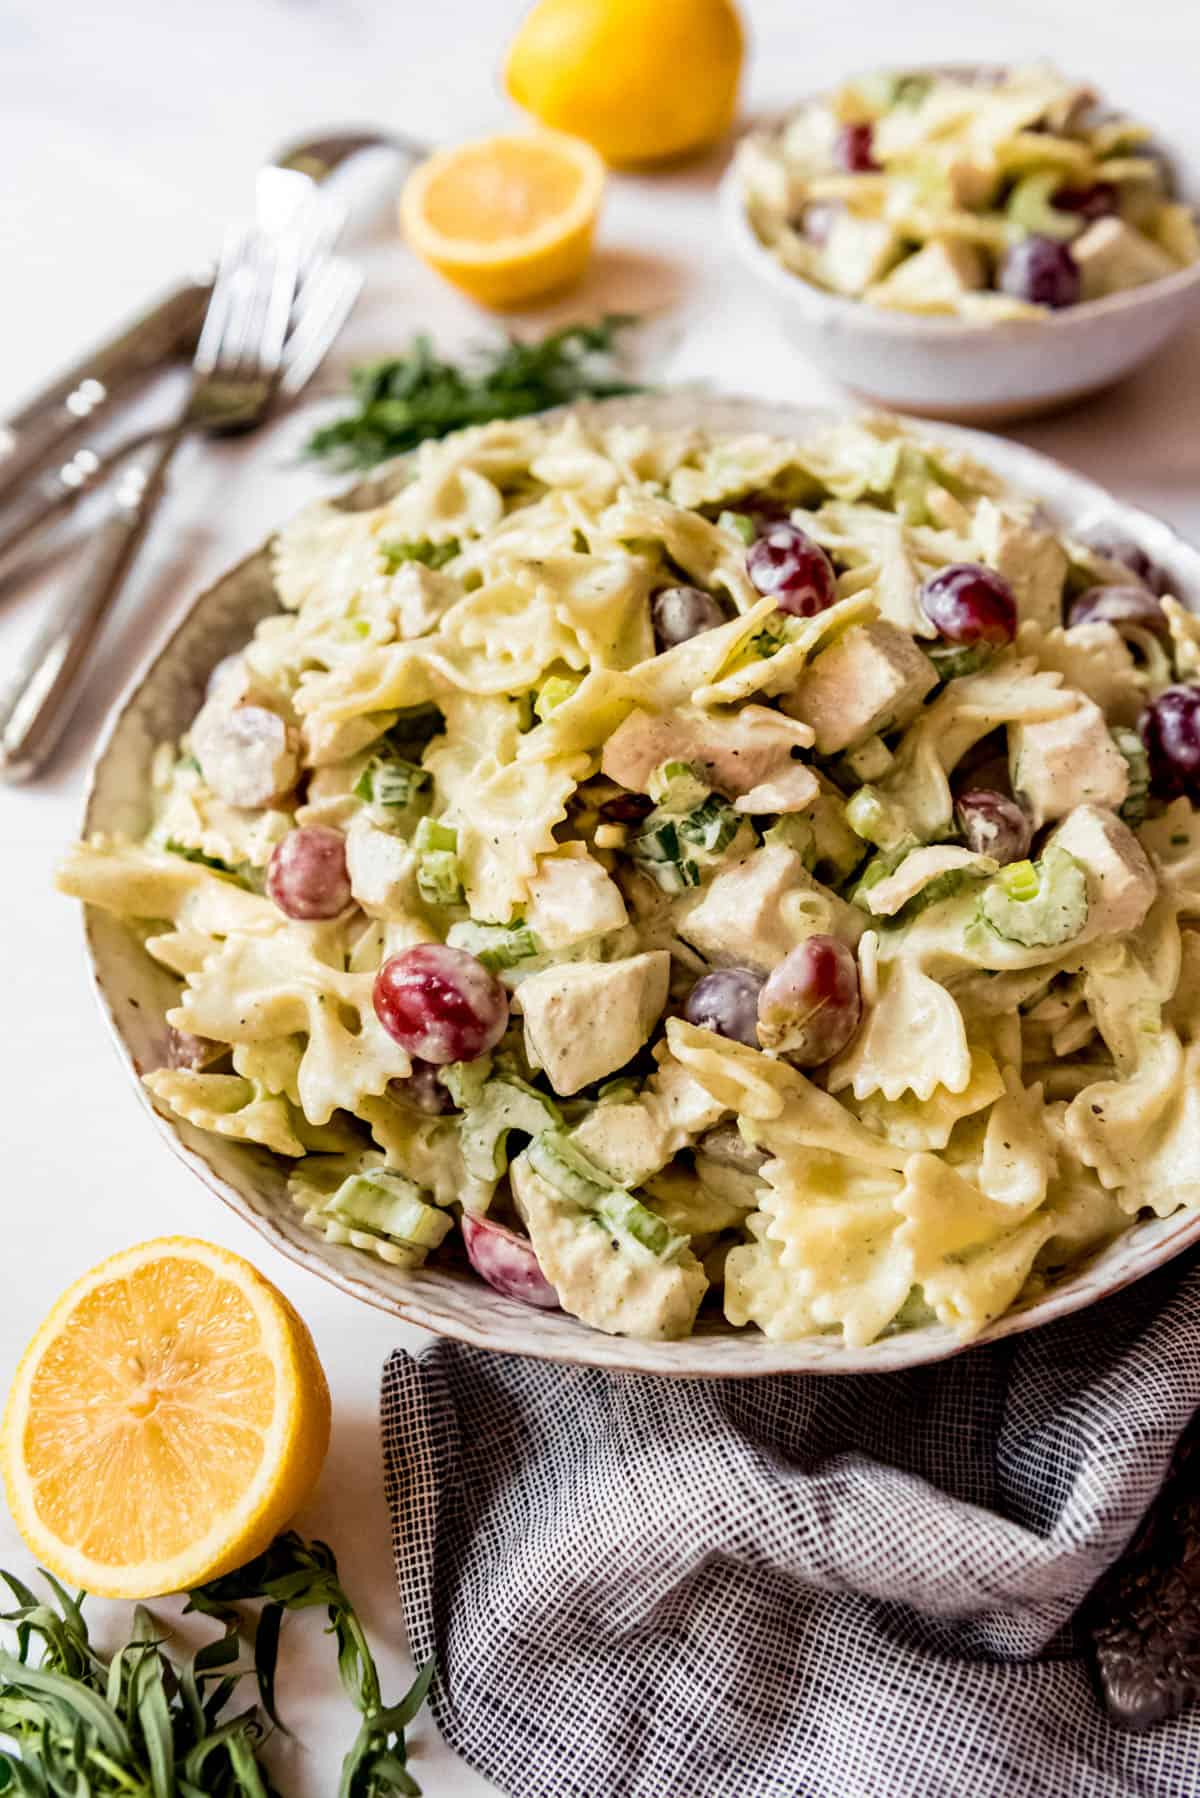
[
  {"x1": 720, "y1": 91, "x2": 1200, "y2": 423},
  {"x1": 79, "y1": 392, "x2": 1200, "y2": 1376}
]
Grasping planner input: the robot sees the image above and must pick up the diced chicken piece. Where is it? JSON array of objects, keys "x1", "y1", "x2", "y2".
[
  {"x1": 1072, "y1": 218, "x2": 1178, "y2": 301},
  {"x1": 517, "y1": 952, "x2": 670, "y2": 1096},
  {"x1": 1050, "y1": 805, "x2": 1157, "y2": 938},
  {"x1": 344, "y1": 815, "x2": 425, "y2": 921},
  {"x1": 511, "y1": 1157, "x2": 707, "y2": 1341},
  {"x1": 866, "y1": 239, "x2": 986, "y2": 312},
  {"x1": 1010, "y1": 696, "x2": 1129, "y2": 827},
  {"x1": 601, "y1": 704, "x2": 812, "y2": 804},
  {"x1": 822, "y1": 212, "x2": 904, "y2": 296},
  {"x1": 677, "y1": 844, "x2": 864, "y2": 972},
  {"x1": 571, "y1": 1055, "x2": 728, "y2": 1187},
  {"x1": 972, "y1": 501, "x2": 1068, "y2": 633},
  {"x1": 190, "y1": 699, "x2": 299, "y2": 810},
  {"x1": 783, "y1": 620, "x2": 937, "y2": 754},
  {"x1": 524, "y1": 844, "x2": 628, "y2": 950}
]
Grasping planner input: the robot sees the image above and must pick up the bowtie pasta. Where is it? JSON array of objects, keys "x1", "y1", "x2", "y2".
[
  {"x1": 59, "y1": 410, "x2": 1200, "y2": 1345},
  {"x1": 738, "y1": 65, "x2": 1200, "y2": 317}
]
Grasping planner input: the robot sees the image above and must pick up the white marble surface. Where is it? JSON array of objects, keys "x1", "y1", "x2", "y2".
[{"x1": 2, "y1": 1, "x2": 1199, "y2": 1791}]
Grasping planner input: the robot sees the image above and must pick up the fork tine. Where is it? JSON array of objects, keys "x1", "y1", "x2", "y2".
[{"x1": 192, "y1": 225, "x2": 250, "y2": 375}]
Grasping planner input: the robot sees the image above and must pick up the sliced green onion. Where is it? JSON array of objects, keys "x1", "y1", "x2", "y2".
[
  {"x1": 677, "y1": 793, "x2": 740, "y2": 854},
  {"x1": 927, "y1": 641, "x2": 994, "y2": 683},
  {"x1": 354, "y1": 751, "x2": 431, "y2": 814},
  {"x1": 414, "y1": 817, "x2": 462, "y2": 904},
  {"x1": 379, "y1": 537, "x2": 460, "y2": 573},
  {"x1": 1113, "y1": 727, "x2": 1150, "y2": 827},
  {"x1": 648, "y1": 759, "x2": 710, "y2": 812},
  {"x1": 630, "y1": 817, "x2": 701, "y2": 892},
  {"x1": 1000, "y1": 859, "x2": 1040, "y2": 903}
]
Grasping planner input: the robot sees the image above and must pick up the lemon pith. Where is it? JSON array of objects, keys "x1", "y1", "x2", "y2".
[{"x1": 1, "y1": 1237, "x2": 330, "y2": 1600}]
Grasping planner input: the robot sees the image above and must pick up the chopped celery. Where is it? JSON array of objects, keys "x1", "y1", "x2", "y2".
[
  {"x1": 448, "y1": 918, "x2": 542, "y2": 971},
  {"x1": 461, "y1": 1077, "x2": 561, "y2": 1179},
  {"x1": 841, "y1": 735, "x2": 893, "y2": 783},
  {"x1": 595, "y1": 1188, "x2": 688, "y2": 1261},
  {"x1": 379, "y1": 537, "x2": 460, "y2": 573},
  {"x1": 439, "y1": 1056, "x2": 493, "y2": 1110},
  {"x1": 717, "y1": 509, "x2": 756, "y2": 545},
  {"x1": 353, "y1": 751, "x2": 430, "y2": 816},
  {"x1": 534, "y1": 674, "x2": 581, "y2": 720},
  {"x1": 162, "y1": 838, "x2": 253, "y2": 887},
  {"x1": 414, "y1": 816, "x2": 463, "y2": 904},
  {"x1": 763, "y1": 815, "x2": 817, "y2": 867},
  {"x1": 648, "y1": 759, "x2": 710, "y2": 813},
  {"x1": 845, "y1": 786, "x2": 912, "y2": 851},
  {"x1": 1007, "y1": 170, "x2": 1079, "y2": 242},
  {"x1": 323, "y1": 1169, "x2": 453, "y2": 1249},
  {"x1": 527, "y1": 1128, "x2": 615, "y2": 1205},
  {"x1": 979, "y1": 846, "x2": 1089, "y2": 948}
]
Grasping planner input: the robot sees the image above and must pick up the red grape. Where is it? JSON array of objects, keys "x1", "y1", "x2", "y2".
[
  {"x1": 373, "y1": 944, "x2": 509, "y2": 1064},
  {"x1": 955, "y1": 790, "x2": 1032, "y2": 864},
  {"x1": 998, "y1": 237, "x2": 1080, "y2": 309},
  {"x1": 757, "y1": 936, "x2": 861, "y2": 1066},
  {"x1": 266, "y1": 826, "x2": 352, "y2": 920},
  {"x1": 834, "y1": 122, "x2": 879, "y2": 172},
  {"x1": 1139, "y1": 686, "x2": 1200, "y2": 799},
  {"x1": 652, "y1": 586, "x2": 726, "y2": 650},
  {"x1": 921, "y1": 563, "x2": 1017, "y2": 646},
  {"x1": 389, "y1": 1059, "x2": 455, "y2": 1114},
  {"x1": 1052, "y1": 181, "x2": 1118, "y2": 221},
  {"x1": 1077, "y1": 526, "x2": 1170, "y2": 595},
  {"x1": 684, "y1": 969, "x2": 764, "y2": 1047},
  {"x1": 461, "y1": 1214, "x2": 559, "y2": 1309},
  {"x1": 747, "y1": 523, "x2": 838, "y2": 617},
  {"x1": 166, "y1": 1025, "x2": 223, "y2": 1070}
]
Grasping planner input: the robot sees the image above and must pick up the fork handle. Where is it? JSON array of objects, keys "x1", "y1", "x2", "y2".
[
  {"x1": 0, "y1": 428, "x2": 163, "y2": 569},
  {"x1": 0, "y1": 431, "x2": 182, "y2": 782}
]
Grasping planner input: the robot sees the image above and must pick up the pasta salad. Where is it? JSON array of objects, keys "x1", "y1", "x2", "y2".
[
  {"x1": 60, "y1": 409, "x2": 1200, "y2": 1345},
  {"x1": 738, "y1": 65, "x2": 1199, "y2": 317}
]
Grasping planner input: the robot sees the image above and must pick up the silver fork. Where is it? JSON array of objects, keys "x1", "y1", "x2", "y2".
[{"x1": 0, "y1": 217, "x2": 306, "y2": 782}]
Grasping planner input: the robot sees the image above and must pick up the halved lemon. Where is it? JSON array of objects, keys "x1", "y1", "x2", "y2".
[
  {"x1": 1, "y1": 1238, "x2": 331, "y2": 1599},
  {"x1": 399, "y1": 130, "x2": 605, "y2": 308}
]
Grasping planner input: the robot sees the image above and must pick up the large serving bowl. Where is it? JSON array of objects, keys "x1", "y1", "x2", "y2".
[
  {"x1": 720, "y1": 85, "x2": 1200, "y2": 423},
  {"x1": 79, "y1": 393, "x2": 1200, "y2": 1376}
]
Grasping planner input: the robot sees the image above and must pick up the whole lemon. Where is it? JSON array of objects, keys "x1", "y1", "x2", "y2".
[{"x1": 505, "y1": 0, "x2": 745, "y2": 167}]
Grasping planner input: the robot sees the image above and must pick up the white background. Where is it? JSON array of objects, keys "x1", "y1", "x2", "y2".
[{"x1": 2, "y1": 1, "x2": 1199, "y2": 1792}]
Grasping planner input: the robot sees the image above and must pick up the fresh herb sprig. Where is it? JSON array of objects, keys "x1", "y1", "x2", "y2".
[
  {"x1": 305, "y1": 317, "x2": 642, "y2": 470},
  {"x1": 0, "y1": 1533, "x2": 432, "y2": 1798}
]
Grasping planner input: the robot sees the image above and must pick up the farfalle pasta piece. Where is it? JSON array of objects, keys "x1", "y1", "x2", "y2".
[
  {"x1": 1017, "y1": 620, "x2": 1148, "y2": 726},
  {"x1": 1139, "y1": 800, "x2": 1200, "y2": 916},
  {"x1": 58, "y1": 839, "x2": 281, "y2": 938},
  {"x1": 143, "y1": 1069, "x2": 305, "y2": 1158},
  {"x1": 849, "y1": 1046, "x2": 1005, "y2": 1151},
  {"x1": 453, "y1": 751, "x2": 591, "y2": 923},
  {"x1": 170, "y1": 933, "x2": 411, "y2": 1124},
  {"x1": 826, "y1": 932, "x2": 973, "y2": 1103},
  {"x1": 601, "y1": 492, "x2": 759, "y2": 611},
  {"x1": 895, "y1": 1153, "x2": 1054, "y2": 1333}
]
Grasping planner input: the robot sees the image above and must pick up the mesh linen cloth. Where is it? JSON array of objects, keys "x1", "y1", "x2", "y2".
[{"x1": 382, "y1": 1248, "x2": 1200, "y2": 1798}]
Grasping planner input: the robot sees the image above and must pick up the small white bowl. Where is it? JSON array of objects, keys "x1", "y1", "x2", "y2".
[
  {"x1": 76, "y1": 392, "x2": 1200, "y2": 1377},
  {"x1": 720, "y1": 134, "x2": 1200, "y2": 423}
]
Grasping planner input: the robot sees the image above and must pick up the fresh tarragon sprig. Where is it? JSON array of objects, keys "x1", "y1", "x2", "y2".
[
  {"x1": 305, "y1": 316, "x2": 643, "y2": 470},
  {"x1": 0, "y1": 1532, "x2": 433, "y2": 1798}
]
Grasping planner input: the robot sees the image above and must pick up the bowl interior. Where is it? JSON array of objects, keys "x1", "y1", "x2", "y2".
[{"x1": 81, "y1": 392, "x2": 1200, "y2": 1376}]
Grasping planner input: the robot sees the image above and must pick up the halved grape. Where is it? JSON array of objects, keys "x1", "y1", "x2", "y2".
[
  {"x1": 1077, "y1": 525, "x2": 1170, "y2": 596},
  {"x1": 998, "y1": 236, "x2": 1080, "y2": 308},
  {"x1": 920, "y1": 564, "x2": 1017, "y2": 646},
  {"x1": 757, "y1": 936, "x2": 861, "y2": 1067},
  {"x1": 373, "y1": 944, "x2": 509, "y2": 1064},
  {"x1": 652, "y1": 586, "x2": 725, "y2": 650},
  {"x1": 389, "y1": 1059, "x2": 455, "y2": 1115},
  {"x1": 267, "y1": 826, "x2": 352, "y2": 920},
  {"x1": 166, "y1": 1026, "x2": 224, "y2": 1071},
  {"x1": 746, "y1": 523, "x2": 838, "y2": 617},
  {"x1": 1139, "y1": 686, "x2": 1200, "y2": 799},
  {"x1": 955, "y1": 790, "x2": 1032, "y2": 865},
  {"x1": 461, "y1": 1214, "x2": 559, "y2": 1310},
  {"x1": 684, "y1": 969, "x2": 764, "y2": 1047},
  {"x1": 1052, "y1": 181, "x2": 1118, "y2": 221},
  {"x1": 834, "y1": 122, "x2": 879, "y2": 172},
  {"x1": 1067, "y1": 585, "x2": 1168, "y2": 637}
]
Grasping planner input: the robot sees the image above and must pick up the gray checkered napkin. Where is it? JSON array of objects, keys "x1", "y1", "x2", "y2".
[{"x1": 382, "y1": 1248, "x2": 1200, "y2": 1798}]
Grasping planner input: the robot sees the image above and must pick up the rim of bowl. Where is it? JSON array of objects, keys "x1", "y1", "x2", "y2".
[
  {"x1": 721, "y1": 66, "x2": 1200, "y2": 341},
  {"x1": 73, "y1": 392, "x2": 1200, "y2": 1376}
]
